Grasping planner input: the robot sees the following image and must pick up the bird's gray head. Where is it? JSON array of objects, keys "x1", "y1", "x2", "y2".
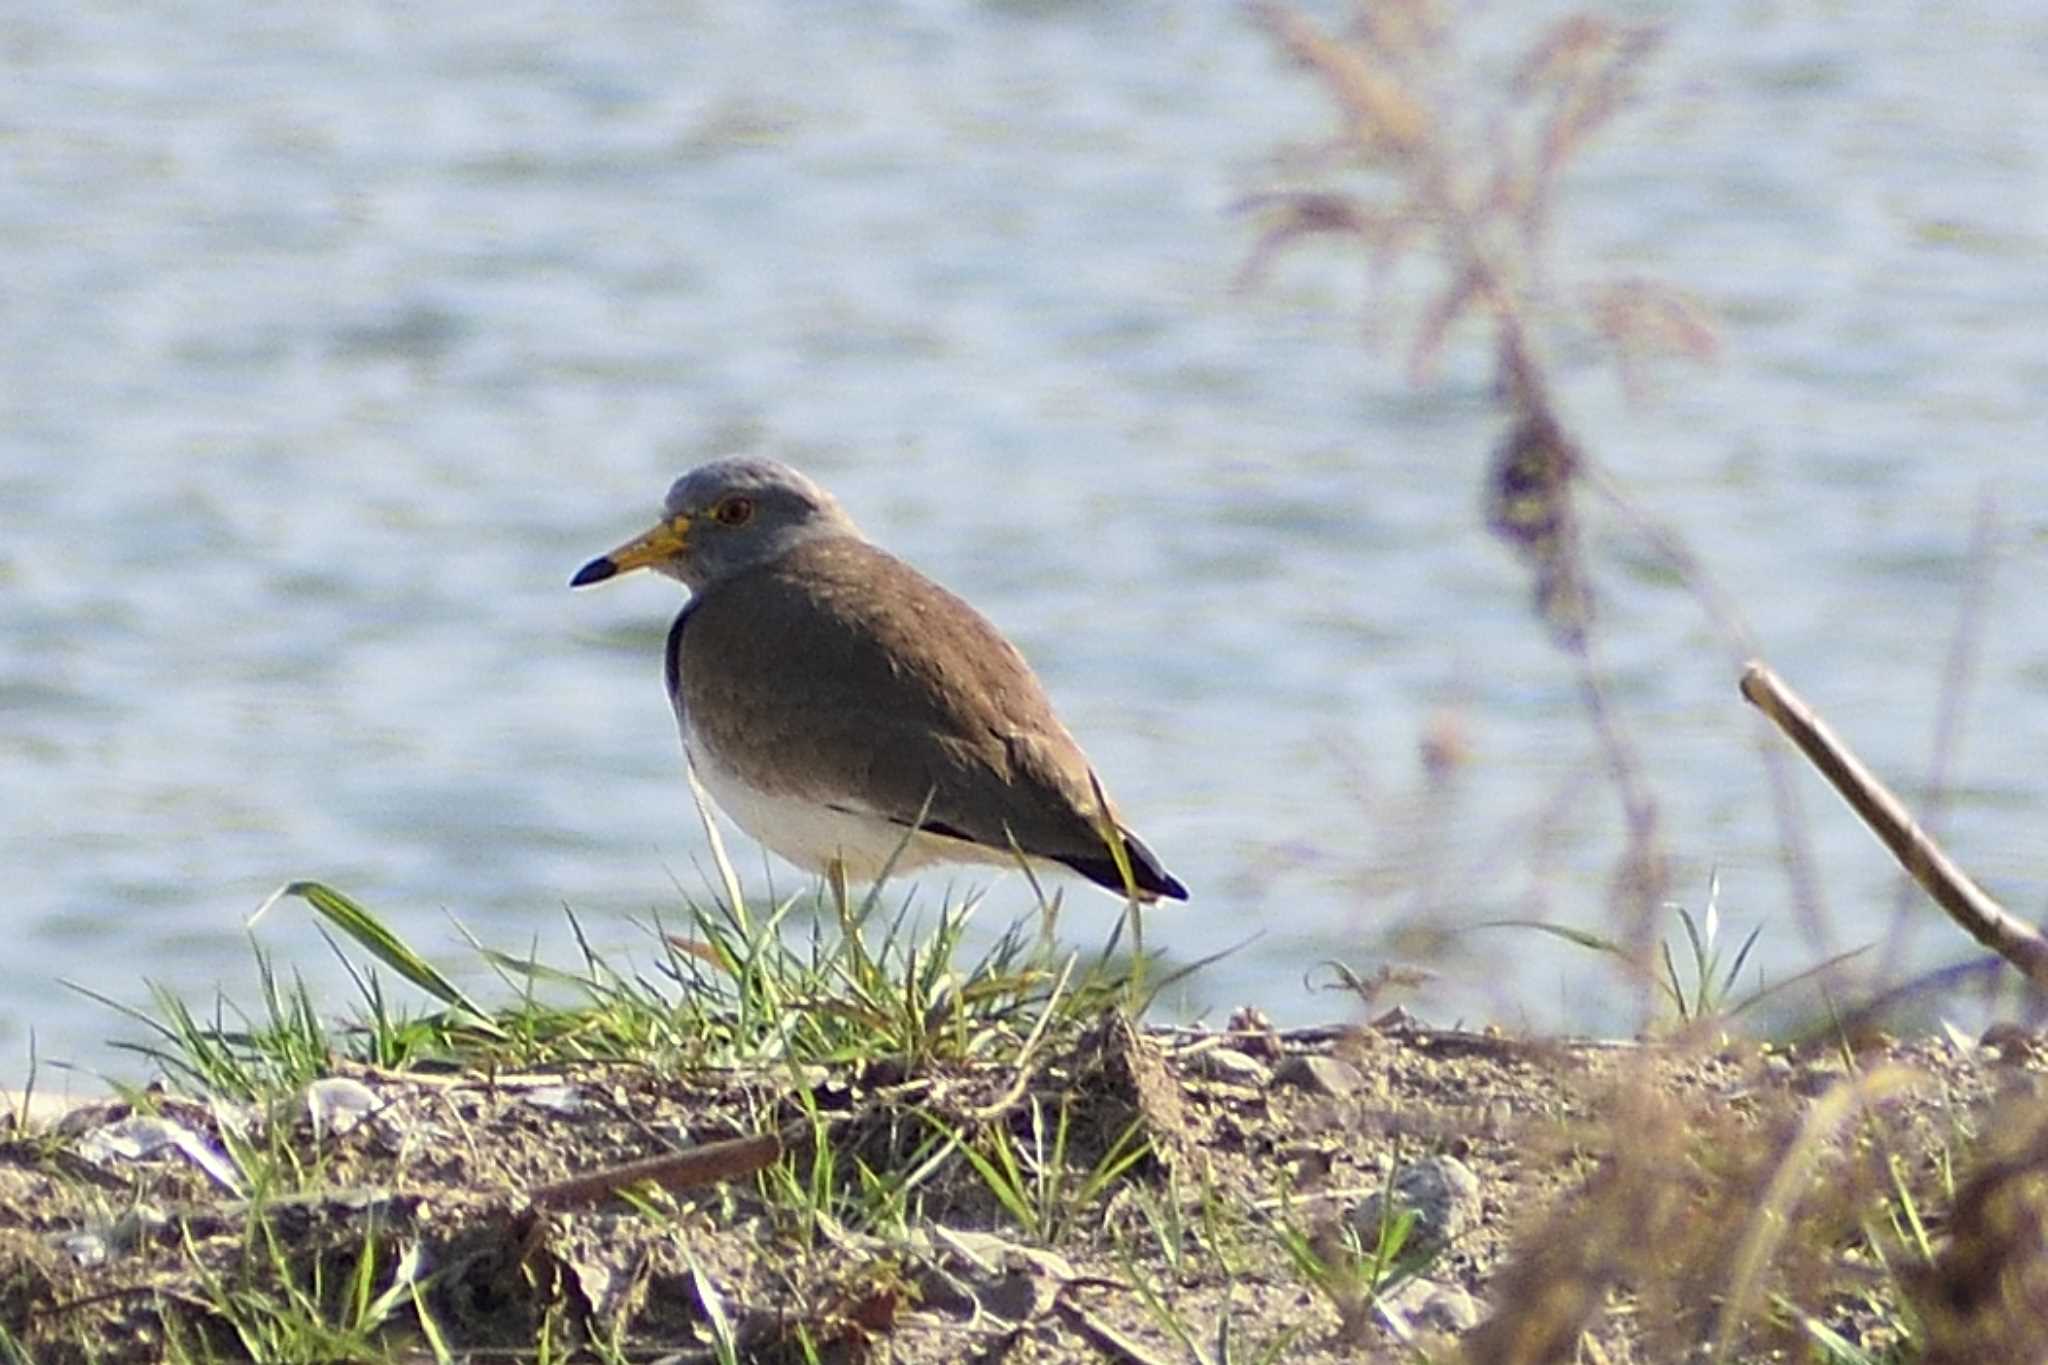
[{"x1": 571, "y1": 458, "x2": 861, "y2": 592}]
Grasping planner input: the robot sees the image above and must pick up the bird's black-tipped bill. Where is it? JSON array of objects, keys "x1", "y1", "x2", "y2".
[
  {"x1": 570, "y1": 556, "x2": 618, "y2": 587},
  {"x1": 569, "y1": 517, "x2": 690, "y2": 588}
]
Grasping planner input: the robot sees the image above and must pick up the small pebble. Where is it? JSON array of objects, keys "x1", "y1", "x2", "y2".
[
  {"x1": 305, "y1": 1077, "x2": 380, "y2": 1137},
  {"x1": 1275, "y1": 1054, "x2": 1367, "y2": 1097},
  {"x1": 1381, "y1": 1276, "x2": 1484, "y2": 1334},
  {"x1": 1349, "y1": 1154, "x2": 1482, "y2": 1255},
  {"x1": 1185, "y1": 1047, "x2": 1273, "y2": 1086}
]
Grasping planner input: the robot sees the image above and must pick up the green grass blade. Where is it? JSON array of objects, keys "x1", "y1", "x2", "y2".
[
  {"x1": 1728, "y1": 942, "x2": 1874, "y2": 1019},
  {"x1": 1470, "y1": 918, "x2": 1631, "y2": 957},
  {"x1": 1720, "y1": 922, "x2": 1766, "y2": 999},
  {"x1": 257, "y1": 881, "x2": 507, "y2": 1038},
  {"x1": 1659, "y1": 936, "x2": 1689, "y2": 1018}
]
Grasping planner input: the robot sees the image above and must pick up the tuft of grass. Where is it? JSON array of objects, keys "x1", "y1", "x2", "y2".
[
  {"x1": 162, "y1": 1210, "x2": 445, "y2": 1365},
  {"x1": 1271, "y1": 1163, "x2": 1435, "y2": 1347},
  {"x1": 1657, "y1": 870, "x2": 1757, "y2": 1021},
  {"x1": 944, "y1": 1095, "x2": 1153, "y2": 1247},
  {"x1": 70, "y1": 951, "x2": 336, "y2": 1103},
  {"x1": 1474, "y1": 871, "x2": 1871, "y2": 1029},
  {"x1": 100, "y1": 863, "x2": 1148, "y2": 1095},
  {"x1": 45, "y1": 862, "x2": 1199, "y2": 1363},
  {"x1": 757, "y1": 1076, "x2": 956, "y2": 1246}
]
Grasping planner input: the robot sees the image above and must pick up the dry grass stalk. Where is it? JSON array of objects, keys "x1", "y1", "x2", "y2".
[
  {"x1": 1248, "y1": 2, "x2": 1701, "y2": 960},
  {"x1": 1904, "y1": 1098, "x2": 2048, "y2": 1363},
  {"x1": 1464, "y1": 1059, "x2": 1923, "y2": 1364},
  {"x1": 1708, "y1": 1064, "x2": 1923, "y2": 1360}
]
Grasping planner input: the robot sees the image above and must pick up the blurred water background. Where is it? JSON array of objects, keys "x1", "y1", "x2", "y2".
[{"x1": 7, "y1": 1, "x2": 2048, "y2": 1087}]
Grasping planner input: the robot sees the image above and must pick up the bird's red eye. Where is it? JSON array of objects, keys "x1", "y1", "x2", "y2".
[{"x1": 714, "y1": 496, "x2": 754, "y2": 527}]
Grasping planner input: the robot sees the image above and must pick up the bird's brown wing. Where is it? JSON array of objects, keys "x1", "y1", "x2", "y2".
[{"x1": 675, "y1": 536, "x2": 1151, "y2": 880}]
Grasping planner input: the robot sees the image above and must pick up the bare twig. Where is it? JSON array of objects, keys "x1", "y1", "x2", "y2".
[
  {"x1": 1739, "y1": 660, "x2": 2048, "y2": 991},
  {"x1": 528, "y1": 1132, "x2": 781, "y2": 1209}
]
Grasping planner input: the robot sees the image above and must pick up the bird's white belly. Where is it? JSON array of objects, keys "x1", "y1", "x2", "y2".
[{"x1": 682, "y1": 724, "x2": 1013, "y2": 886}]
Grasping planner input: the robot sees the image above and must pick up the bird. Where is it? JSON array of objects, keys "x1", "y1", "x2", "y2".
[{"x1": 571, "y1": 458, "x2": 1187, "y2": 903}]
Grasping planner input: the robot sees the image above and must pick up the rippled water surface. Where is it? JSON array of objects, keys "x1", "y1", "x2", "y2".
[{"x1": 7, "y1": 3, "x2": 2048, "y2": 1083}]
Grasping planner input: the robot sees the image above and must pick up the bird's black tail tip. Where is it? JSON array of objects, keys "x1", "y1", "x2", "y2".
[{"x1": 1060, "y1": 829, "x2": 1189, "y2": 902}]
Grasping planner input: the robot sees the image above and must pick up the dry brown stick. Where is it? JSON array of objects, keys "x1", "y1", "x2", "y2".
[
  {"x1": 1739, "y1": 659, "x2": 2048, "y2": 990},
  {"x1": 528, "y1": 1132, "x2": 781, "y2": 1209}
]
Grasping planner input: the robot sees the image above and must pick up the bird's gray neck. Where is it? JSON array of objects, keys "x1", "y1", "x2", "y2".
[{"x1": 675, "y1": 516, "x2": 864, "y2": 592}]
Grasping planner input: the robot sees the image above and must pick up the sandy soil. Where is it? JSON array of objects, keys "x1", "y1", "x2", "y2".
[{"x1": 2, "y1": 1011, "x2": 2041, "y2": 1363}]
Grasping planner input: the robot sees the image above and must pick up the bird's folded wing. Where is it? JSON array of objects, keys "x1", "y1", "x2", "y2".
[{"x1": 675, "y1": 537, "x2": 1117, "y2": 864}]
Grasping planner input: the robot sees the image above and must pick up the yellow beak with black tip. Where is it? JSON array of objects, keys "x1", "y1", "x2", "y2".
[{"x1": 570, "y1": 516, "x2": 691, "y2": 587}]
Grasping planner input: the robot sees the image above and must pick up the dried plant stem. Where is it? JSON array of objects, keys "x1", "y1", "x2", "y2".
[
  {"x1": 1739, "y1": 660, "x2": 2048, "y2": 990},
  {"x1": 529, "y1": 1132, "x2": 782, "y2": 1208},
  {"x1": 1583, "y1": 464, "x2": 1831, "y2": 954},
  {"x1": 1573, "y1": 613, "x2": 1665, "y2": 948},
  {"x1": 1710, "y1": 1065, "x2": 1923, "y2": 1362}
]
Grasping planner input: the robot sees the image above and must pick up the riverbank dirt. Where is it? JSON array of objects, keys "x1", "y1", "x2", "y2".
[{"x1": 2, "y1": 1009, "x2": 2041, "y2": 1362}]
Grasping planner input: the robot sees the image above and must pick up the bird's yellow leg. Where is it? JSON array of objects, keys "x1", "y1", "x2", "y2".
[
  {"x1": 1087, "y1": 772, "x2": 1145, "y2": 1004},
  {"x1": 827, "y1": 857, "x2": 851, "y2": 922}
]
